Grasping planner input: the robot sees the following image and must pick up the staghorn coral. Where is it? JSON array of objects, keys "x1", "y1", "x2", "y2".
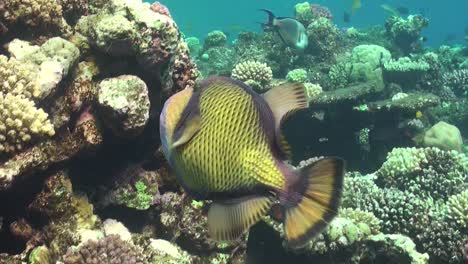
[
  {"x1": 376, "y1": 147, "x2": 468, "y2": 200},
  {"x1": 62, "y1": 234, "x2": 148, "y2": 264},
  {"x1": 0, "y1": 93, "x2": 55, "y2": 155},
  {"x1": 231, "y1": 60, "x2": 273, "y2": 91}
]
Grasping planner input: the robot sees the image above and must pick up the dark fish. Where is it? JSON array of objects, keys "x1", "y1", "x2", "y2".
[
  {"x1": 259, "y1": 9, "x2": 308, "y2": 50},
  {"x1": 444, "y1": 34, "x2": 457, "y2": 42},
  {"x1": 396, "y1": 6, "x2": 409, "y2": 15},
  {"x1": 160, "y1": 77, "x2": 344, "y2": 247},
  {"x1": 352, "y1": 0, "x2": 362, "y2": 14},
  {"x1": 343, "y1": 12, "x2": 351, "y2": 23}
]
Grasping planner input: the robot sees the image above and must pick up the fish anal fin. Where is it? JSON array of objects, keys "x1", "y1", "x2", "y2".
[
  {"x1": 283, "y1": 158, "x2": 345, "y2": 248},
  {"x1": 208, "y1": 195, "x2": 273, "y2": 241},
  {"x1": 263, "y1": 83, "x2": 308, "y2": 157}
]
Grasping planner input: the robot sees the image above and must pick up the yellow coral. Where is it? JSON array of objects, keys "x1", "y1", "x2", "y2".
[
  {"x1": 0, "y1": 55, "x2": 41, "y2": 99},
  {"x1": 2, "y1": 0, "x2": 65, "y2": 29},
  {"x1": 304, "y1": 82, "x2": 323, "y2": 100},
  {"x1": 0, "y1": 92, "x2": 55, "y2": 154}
]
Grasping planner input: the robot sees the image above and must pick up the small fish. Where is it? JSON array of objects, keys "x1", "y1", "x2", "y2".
[
  {"x1": 160, "y1": 77, "x2": 345, "y2": 247},
  {"x1": 259, "y1": 9, "x2": 308, "y2": 50},
  {"x1": 351, "y1": 0, "x2": 362, "y2": 14},
  {"x1": 420, "y1": 36, "x2": 428, "y2": 42},
  {"x1": 319, "y1": 137, "x2": 329, "y2": 143},
  {"x1": 381, "y1": 4, "x2": 400, "y2": 17},
  {"x1": 343, "y1": 12, "x2": 351, "y2": 23},
  {"x1": 396, "y1": 6, "x2": 409, "y2": 16},
  {"x1": 415, "y1": 110, "x2": 423, "y2": 119},
  {"x1": 444, "y1": 34, "x2": 457, "y2": 42}
]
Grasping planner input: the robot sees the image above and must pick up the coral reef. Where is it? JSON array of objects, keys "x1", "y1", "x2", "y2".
[
  {"x1": 0, "y1": 0, "x2": 467, "y2": 263},
  {"x1": 385, "y1": 15, "x2": 429, "y2": 54}
]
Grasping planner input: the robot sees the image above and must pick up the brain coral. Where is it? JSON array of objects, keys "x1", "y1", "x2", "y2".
[
  {"x1": 423, "y1": 121, "x2": 463, "y2": 152},
  {"x1": 231, "y1": 60, "x2": 273, "y2": 91},
  {"x1": 0, "y1": 93, "x2": 55, "y2": 155}
]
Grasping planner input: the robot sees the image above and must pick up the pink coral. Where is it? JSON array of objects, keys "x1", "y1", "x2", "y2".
[
  {"x1": 311, "y1": 4, "x2": 333, "y2": 20},
  {"x1": 150, "y1": 2, "x2": 171, "y2": 17}
]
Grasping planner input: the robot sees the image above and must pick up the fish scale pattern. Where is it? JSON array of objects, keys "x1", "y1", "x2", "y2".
[{"x1": 176, "y1": 81, "x2": 285, "y2": 195}]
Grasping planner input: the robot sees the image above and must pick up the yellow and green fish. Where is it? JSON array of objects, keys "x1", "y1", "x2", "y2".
[{"x1": 160, "y1": 77, "x2": 345, "y2": 248}]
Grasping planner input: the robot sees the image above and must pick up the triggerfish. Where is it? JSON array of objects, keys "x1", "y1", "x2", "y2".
[
  {"x1": 259, "y1": 9, "x2": 308, "y2": 50},
  {"x1": 160, "y1": 77, "x2": 345, "y2": 248}
]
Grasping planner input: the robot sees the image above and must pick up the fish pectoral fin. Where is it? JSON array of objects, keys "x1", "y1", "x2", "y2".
[
  {"x1": 263, "y1": 83, "x2": 308, "y2": 158},
  {"x1": 208, "y1": 195, "x2": 273, "y2": 241},
  {"x1": 172, "y1": 113, "x2": 201, "y2": 148}
]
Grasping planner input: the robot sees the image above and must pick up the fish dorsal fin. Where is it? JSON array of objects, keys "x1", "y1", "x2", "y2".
[
  {"x1": 263, "y1": 83, "x2": 308, "y2": 157},
  {"x1": 172, "y1": 96, "x2": 202, "y2": 148},
  {"x1": 208, "y1": 195, "x2": 273, "y2": 241}
]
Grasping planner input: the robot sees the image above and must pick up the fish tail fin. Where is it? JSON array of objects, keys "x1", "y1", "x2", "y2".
[
  {"x1": 281, "y1": 158, "x2": 345, "y2": 248},
  {"x1": 259, "y1": 9, "x2": 276, "y2": 26}
]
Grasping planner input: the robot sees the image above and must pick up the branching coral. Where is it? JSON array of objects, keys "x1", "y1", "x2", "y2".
[
  {"x1": 0, "y1": 55, "x2": 40, "y2": 99},
  {"x1": 286, "y1": 68, "x2": 308, "y2": 83},
  {"x1": 443, "y1": 69, "x2": 468, "y2": 96},
  {"x1": 306, "y1": 17, "x2": 339, "y2": 60},
  {"x1": 203, "y1": 30, "x2": 227, "y2": 50},
  {"x1": 376, "y1": 147, "x2": 468, "y2": 200},
  {"x1": 417, "y1": 219, "x2": 467, "y2": 264},
  {"x1": 385, "y1": 15, "x2": 428, "y2": 54},
  {"x1": 0, "y1": 93, "x2": 55, "y2": 155},
  {"x1": 231, "y1": 60, "x2": 273, "y2": 91},
  {"x1": 446, "y1": 190, "x2": 468, "y2": 227},
  {"x1": 303, "y1": 82, "x2": 322, "y2": 100},
  {"x1": 1, "y1": 0, "x2": 68, "y2": 31}
]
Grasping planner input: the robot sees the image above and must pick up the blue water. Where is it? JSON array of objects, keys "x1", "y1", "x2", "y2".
[{"x1": 156, "y1": 0, "x2": 468, "y2": 47}]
